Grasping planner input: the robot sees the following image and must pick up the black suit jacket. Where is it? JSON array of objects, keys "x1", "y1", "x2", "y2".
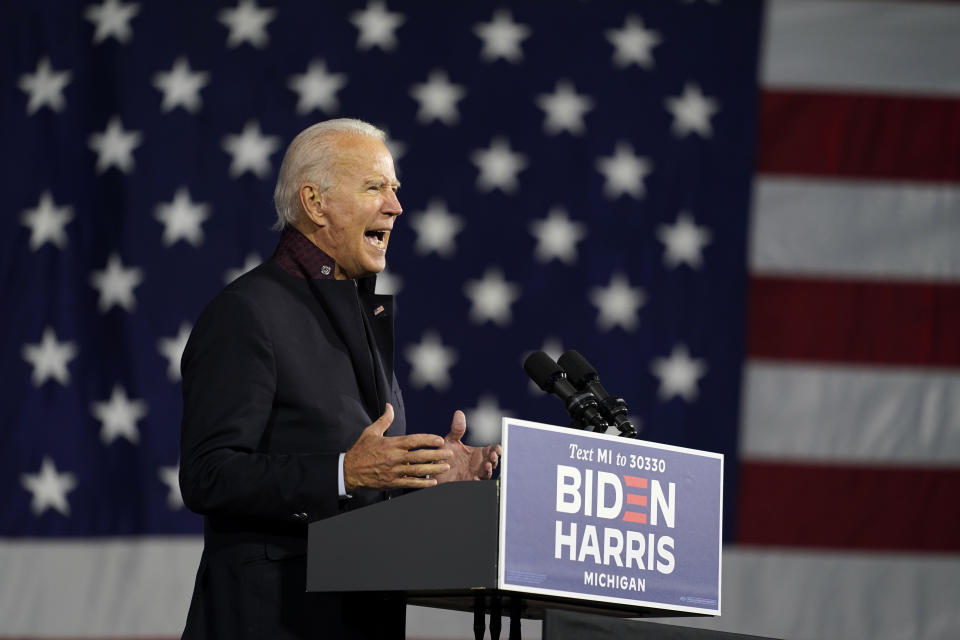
[{"x1": 179, "y1": 260, "x2": 406, "y2": 639}]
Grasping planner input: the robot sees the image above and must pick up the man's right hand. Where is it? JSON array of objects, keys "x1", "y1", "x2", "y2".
[{"x1": 343, "y1": 403, "x2": 452, "y2": 491}]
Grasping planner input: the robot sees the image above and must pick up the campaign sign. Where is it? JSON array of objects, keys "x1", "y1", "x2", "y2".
[{"x1": 498, "y1": 418, "x2": 723, "y2": 616}]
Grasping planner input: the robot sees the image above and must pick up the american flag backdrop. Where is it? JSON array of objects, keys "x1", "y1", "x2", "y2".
[{"x1": 2, "y1": 1, "x2": 959, "y2": 639}]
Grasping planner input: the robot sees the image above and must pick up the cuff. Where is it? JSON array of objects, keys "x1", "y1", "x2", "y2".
[{"x1": 338, "y1": 452, "x2": 351, "y2": 498}]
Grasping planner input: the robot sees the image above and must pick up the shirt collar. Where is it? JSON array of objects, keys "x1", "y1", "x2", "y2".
[{"x1": 271, "y1": 226, "x2": 337, "y2": 280}]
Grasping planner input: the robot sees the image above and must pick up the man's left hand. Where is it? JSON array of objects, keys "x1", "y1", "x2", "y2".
[{"x1": 433, "y1": 410, "x2": 502, "y2": 483}]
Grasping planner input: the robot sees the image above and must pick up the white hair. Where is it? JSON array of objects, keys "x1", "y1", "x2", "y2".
[{"x1": 272, "y1": 118, "x2": 386, "y2": 230}]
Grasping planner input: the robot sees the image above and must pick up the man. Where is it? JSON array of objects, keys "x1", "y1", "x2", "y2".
[{"x1": 179, "y1": 118, "x2": 501, "y2": 639}]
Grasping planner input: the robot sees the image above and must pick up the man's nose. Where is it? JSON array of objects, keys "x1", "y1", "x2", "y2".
[{"x1": 383, "y1": 190, "x2": 402, "y2": 216}]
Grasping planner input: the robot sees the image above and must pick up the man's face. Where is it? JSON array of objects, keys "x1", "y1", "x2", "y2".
[{"x1": 313, "y1": 134, "x2": 402, "y2": 280}]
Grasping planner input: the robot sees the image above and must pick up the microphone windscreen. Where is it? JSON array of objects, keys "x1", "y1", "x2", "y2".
[
  {"x1": 523, "y1": 350, "x2": 563, "y2": 392},
  {"x1": 558, "y1": 350, "x2": 596, "y2": 388}
]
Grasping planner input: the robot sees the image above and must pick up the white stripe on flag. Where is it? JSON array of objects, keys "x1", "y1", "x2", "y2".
[
  {"x1": 750, "y1": 178, "x2": 960, "y2": 281},
  {"x1": 762, "y1": 0, "x2": 960, "y2": 96},
  {"x1": 4, "y1": 538, "x2": 958, "y2": 640},
  {"x1": 653, "y1": 548, "x2": 960, "y2": 640},
  {"x1": 742, "y1": 361, "x2": 960, "y2": 463},
  {"x1": 0, "y1": 537, "x2": 201, "y2": 637}
]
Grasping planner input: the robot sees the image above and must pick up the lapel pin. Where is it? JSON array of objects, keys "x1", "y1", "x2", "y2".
[{"x1": 373, "y1": 305, "x2": 385, "y2": 316}]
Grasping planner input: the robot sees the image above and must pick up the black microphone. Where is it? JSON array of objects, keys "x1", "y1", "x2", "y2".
[
  {"x1": 558, "y1": 350, "x2": 637, "y2": 438},
  {"x1": 523, "y1": 351, "x2": 610, "y2": 432}
]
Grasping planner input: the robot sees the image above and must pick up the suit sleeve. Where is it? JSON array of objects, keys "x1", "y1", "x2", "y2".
[{"x1": 178, "y1": 288, "x2": 340, "y2": 522}]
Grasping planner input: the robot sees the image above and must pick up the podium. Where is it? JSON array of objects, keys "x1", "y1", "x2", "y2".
[
  {"x1": 307, "y1": 418, "x2": 777, "y2": 639},
  {"x1": 308, "y1": 481, "x2": 663, "y2": 616}
]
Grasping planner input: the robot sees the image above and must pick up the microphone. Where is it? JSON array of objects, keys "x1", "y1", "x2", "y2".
[
  {"x1": 523, "y1": 351, "x2": 610, "y2": 432},
  {"x1": 558, "y1": 350, "x2": 637, "y2": 438}
]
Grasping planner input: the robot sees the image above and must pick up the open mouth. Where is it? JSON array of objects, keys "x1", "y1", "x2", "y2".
[{"x1": 364, "y1": 229, "x2": 387, "y2": 250}]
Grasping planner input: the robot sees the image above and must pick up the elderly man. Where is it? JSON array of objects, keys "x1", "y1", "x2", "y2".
[{"x1": 179, "y1": 119, "x2": 501, "y2": 639}]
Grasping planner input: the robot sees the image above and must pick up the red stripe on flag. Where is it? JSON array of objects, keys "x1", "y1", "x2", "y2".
[
  {"x1": 747, "y1": 276, "x2": 960, "y2": 366},
  {"x1": 622, "y1": 511, "x2": 647, "y2": 524},
  {"x1": 757, "y1": 90, "x2": 960, "y2": 181},
  {"x1": 737, "y1": 461, "x2": 960, "y2": 551}
]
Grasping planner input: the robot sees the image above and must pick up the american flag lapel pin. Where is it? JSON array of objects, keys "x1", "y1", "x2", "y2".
[{"x1": 373, "y1": 305, "x2": 385, "y2": 316}]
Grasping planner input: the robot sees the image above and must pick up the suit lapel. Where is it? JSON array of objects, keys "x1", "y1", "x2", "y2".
[
  {"x1": 303, "y1": 278, "x2": 381, "y2": 421},
  {"x1": 359, "y1": 290, "x2": 395, "y2": 386}
]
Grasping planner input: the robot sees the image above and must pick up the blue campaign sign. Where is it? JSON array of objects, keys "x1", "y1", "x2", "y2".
[{"x1": 498, "y1": 418, "x2": 723, "y2": 615}]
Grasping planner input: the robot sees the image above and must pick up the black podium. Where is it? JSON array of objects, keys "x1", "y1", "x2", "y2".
[{"x1": 307, "y1": 481, "x2": 779, "y2": 639}]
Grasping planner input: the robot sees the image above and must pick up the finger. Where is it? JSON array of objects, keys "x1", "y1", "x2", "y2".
[
  {"x1": 401, "y1": 462, "x2": 451, "y2": 477},
  {"x1": 403, "y1": 448, "x2": 453, "y2": 464},
  {"x1": 368, "y1": 403, "x2": 395, "y2": 437},
  {"x1": 390, "y1": 433, "x2": 445, "y2": 449},
  {"x1": 445, "y1": 410, "x2": 466, "y2": 444},
  {"x1": 477, "y1": 461, "x2": 493, "y2": 480},
  {"x1": 390, "y1": 476, "x2": 439, "y2": 489}
]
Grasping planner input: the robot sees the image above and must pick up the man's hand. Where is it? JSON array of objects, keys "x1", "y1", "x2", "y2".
[
  {"x1": 343, "y1": 404, "x2": 452, "y2": 491},
  {"x1": 433, "y1": 410, "x2": 502, "y2": 483}
]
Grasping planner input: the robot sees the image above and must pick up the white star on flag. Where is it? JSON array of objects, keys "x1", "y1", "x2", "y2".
[
  {"x1": 529, "y1": 206, "x2": 587, "y2": 264},
  {"x1": 535, "y1": 80, "x2": 594, "y2": 136},
  {"x1": 409, "y1": 200, "x2": 465, "y2": 257},
  {"x1": 91, "y1": 384, "x2": 148, "y2": 445},
  {"x1": 463, "y1": 267, "x2": 521, "y2": 327},
  {"x1": 596, "y1": 141, "x2": 652, "y2": 200},
  {"x1": 606, "y1": 15, "x2": 662, "y2": 69},
  {"x1": 222, "y1": 120, "x2": 281, "y2": 178},
  {"x1": 538, "y1": 337, "x2": 565, "y2": 362},
  {"x1": 157, "y1": 322, "x2": 192, "y2": 382},
  {"x1": 88, "y1": 116, "x2": 142, "y2": 174},
  {"x1": 466, "y1": 394, "x2": 511, "y2": 446},
  {"x1": 473, "y1": 9, "x2": 530, "y2": 63},
  {"x1": 158, "y1": 463, "x2": 184, "y2": 510},
  {"x1": 89, "y1": 253, "x2": 144, "y2": 313},
  {"x1": 383, "y1": 134, "x2": 406, "y2": 162},
  {"x1": 224, "y1": 252, "x2": 262, "y2": 284},
  {"x1": 155, "y1": 187, "x2": 211, "y2": 248},
  {"x1": 22, "y1": 327, "x2": 77, "y2": 387},
  {"x1": 84, "y1": 0, "x2": 140, "y2": 45},
  {"x1": 404, "y1": 331, "x2": 458, "y2": 391},
  {"x1": 651, "y1": 344, "x2": 707, "y2": 402},
  {"x1": 18, "y1": 57, "x2": 72, "y2": 115},
  {"x1": 410, "y1": 70, "x2": 466, "y2": 126},
  {"x1": 21, "y1": 191, "x2": 73, "y2": 251},
  {"x1": 657, "y1": 211, "x2": 712, "y2": 269},
  {"x1": 152, "y1": 57, "x2": 210, "y2": 114},
  {"x1": 471, "y1": 137, "x2": 528, "y2": 194},
  {"x1": 665, "y1": 82, "x2": 720, "y2": 138},
  {"x1": 350, "y1": 1, "x2": 405, "y2": 52},
  {"x1": 589, "y1": 272, "x2": 646, "y2": 332},
  {"x1": 288, "y1": 59, "x2": 347, "y2": 115},
  {"x1": 374, "y1": 267, "x2": 403, "y2": 295},
  {"x1": 20, "y1": 457, "x2": 78, "y2": 517},
  {"x1": 218, "y1": 0, "x2": 277, "y2": 49}
]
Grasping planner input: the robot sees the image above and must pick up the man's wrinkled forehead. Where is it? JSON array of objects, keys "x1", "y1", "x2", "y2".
[{"x1": 328, "y1": 133, "x2": 397, "y2": 183}]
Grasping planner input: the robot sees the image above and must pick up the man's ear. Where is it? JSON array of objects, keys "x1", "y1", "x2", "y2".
[{"x1": 299, "y1": 183, "x2": 325, "y2": 226}]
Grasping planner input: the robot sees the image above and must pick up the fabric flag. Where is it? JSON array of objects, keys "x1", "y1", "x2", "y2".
[
  {"x1": 1, "y1": 1, "x2": 957, "y2": 639},
  {"x1": 669, "y1": 3, "x2": 960, "y2": 639}
]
